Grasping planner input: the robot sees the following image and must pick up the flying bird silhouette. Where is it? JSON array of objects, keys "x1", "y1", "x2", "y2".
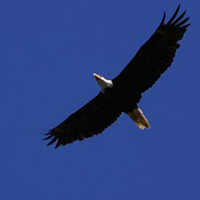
[{"x1": 44, "y1": 5, "x2": 190, "y2": 148}]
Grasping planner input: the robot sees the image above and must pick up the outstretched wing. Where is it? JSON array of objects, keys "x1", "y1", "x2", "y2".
[
  {"x1": 113, "y1": 5, "x2": 190, "y2": 103},
  {"x1": 44, "y1": 92, "x2": 121, "y2": 148}
]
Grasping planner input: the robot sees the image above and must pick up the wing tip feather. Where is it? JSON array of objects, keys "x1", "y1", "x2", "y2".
[
  {"x1": 166, "y1": 5, "x2": 190, "y2": 28},
  {"x1": 158, "y1": 11, "x2": 166, "y2": 28}
]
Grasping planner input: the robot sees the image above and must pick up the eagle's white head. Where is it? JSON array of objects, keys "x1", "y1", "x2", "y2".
[{"x1": 93, "y1": 73, "x2": 113, "y2": 93}]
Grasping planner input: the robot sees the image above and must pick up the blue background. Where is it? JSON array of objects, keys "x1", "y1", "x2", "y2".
[{"x1": 1, "y1": 0, "x2": 200, "y2": 199}]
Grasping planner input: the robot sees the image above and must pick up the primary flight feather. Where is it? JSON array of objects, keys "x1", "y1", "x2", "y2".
[{"x1": 44, "y1": 5, "x2": 190, "y2": 148}]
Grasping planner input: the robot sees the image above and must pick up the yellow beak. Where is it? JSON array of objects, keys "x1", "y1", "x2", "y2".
[{"x1": 93, "y1": 73, "x2": 101, "y2": 79}]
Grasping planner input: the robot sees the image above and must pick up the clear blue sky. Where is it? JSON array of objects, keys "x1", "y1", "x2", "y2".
[{"x1": 1, "y1": 0, "x2": 200, "y2": 199}]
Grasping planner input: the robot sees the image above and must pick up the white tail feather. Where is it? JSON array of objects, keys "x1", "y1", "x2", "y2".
[{"x1": 127, "y1": 108, "x2": 150, "y2": 129}]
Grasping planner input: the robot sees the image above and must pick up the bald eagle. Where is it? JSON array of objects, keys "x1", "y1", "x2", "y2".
[{"x1": 44, "y1": 5, "x2": 190, "y2": 148}]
